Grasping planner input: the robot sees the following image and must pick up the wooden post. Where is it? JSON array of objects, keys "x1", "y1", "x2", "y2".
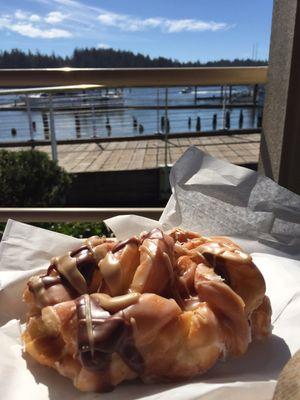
[
  {"x1": 258, "y1": 0, "x2": 300, "y2": 194},
  {"x1": 239, "y1": 110, "x2": 244, "y2": 129},
  {"x1": 196, "y1": 116, "x2": 201, "y2": 132},
  {"x1": 225, "y1": 110, "x2": 231, "y2": 129},
  {"x1": 212, "y1": 113, "x2": 217, "y2": 130},
  {"x1": 75, "y1": 113, "x2": 81, "y2": 138},
  {"x1": 252, "y1": 84, "x2": 258, "y2": 106},
  {"x1": 42, "y1": 113, "x2": 49, "y2": 140}
]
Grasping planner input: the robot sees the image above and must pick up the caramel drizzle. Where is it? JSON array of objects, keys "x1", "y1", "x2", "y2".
[
  {"x1": 51, "y1": 252, "x2": 88, "y2": 294},
  {"x1": 131, "y1": 228, "x2": 175, "y2": 292},
  {"x1": 28, "y1": 237, "x2": 112, "y2": 305},
  {"x1": 76, "y1": 294, "x2": 144, "y2": 375},
  {"x1": 99, "y1": 236, "x2": 140, "y2": 296}
]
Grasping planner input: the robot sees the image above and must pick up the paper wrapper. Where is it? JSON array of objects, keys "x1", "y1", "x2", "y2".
[{"x1": 0, "y1": 147, "x2": 300, "y2": 400}]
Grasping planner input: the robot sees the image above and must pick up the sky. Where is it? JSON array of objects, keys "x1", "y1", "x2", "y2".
[{"x1": 0, "y1": 0, "x2": 274, "y2": 62}]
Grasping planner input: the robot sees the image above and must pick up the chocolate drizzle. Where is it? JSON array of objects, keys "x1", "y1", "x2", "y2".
[
  {"x1": 76, "y1": 295, "x2": 144, "y2": 374},
  {"x1": 72, "y1": 246, "x2": 98, "y2": 286},
  {"x1": 202, "y1": 252, "x2": 231, "y2": 285},
  {"x1": 112, "y1": 237, "x2": 140, "y2": 254},
  {"x1": 28, "y1": 242, "x2": 104, "y2": 307}
]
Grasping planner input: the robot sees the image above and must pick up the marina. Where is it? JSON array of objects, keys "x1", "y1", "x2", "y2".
[{"x1": 0, "y1": 85, "x2": 263, "y2": 144}]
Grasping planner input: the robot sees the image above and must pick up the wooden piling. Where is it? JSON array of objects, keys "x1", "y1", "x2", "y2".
[
  {"x1": 196, "y1": 116, "x2": 201, "y2": 132},
  {"x1": 75, "y1": 114, "x2": 81, "y2": 138},
  {"x1": 212, "y1": 113, "x2": 217, "y2": 130},
  {"x1": 42, "y1": 112, "x2": 49, "y2": 140}
]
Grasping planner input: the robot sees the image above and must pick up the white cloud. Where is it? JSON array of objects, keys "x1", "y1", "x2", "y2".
[
  {"x1": 0, "y1": 9, "x2": 71, "y2": 39},
  {"x1": 97, "y1": 43, "x2": 110, "y2": 49},
  {"x1": 29, "y1": 14, "x2": 41, "y2": 22},
  {"x1": 45, "y1": 11, "x2": 65, "y2": 24},
  {"x1": 165, "y1": 19, "x2": 228, "y2": 33},
  {"x1": 9, "y1": 23, "x2": 72, "y2": 38},
  {"x1": 14, "y1": 10, "x2": 42, "y2": 23},
  {"x1": 15, "y1": 10, "x2": 28, "y2": 20},
  {"x1": 1, "y1": 2, "x2": 232, "y2": 43},
  {"x1": 97, "y1": 11, "x2": 230, "y2": 33}
]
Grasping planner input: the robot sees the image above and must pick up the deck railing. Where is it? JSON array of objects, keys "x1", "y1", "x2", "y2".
[
  {"x1": 0, "y1": 208, "x2": 164, "y2": 222},
  {"x1": 0, "y1": 67, "x2": 268, "y2": 223},
  {"x1": 0, "y1": 67, "x2": 268, "y2": 88}
]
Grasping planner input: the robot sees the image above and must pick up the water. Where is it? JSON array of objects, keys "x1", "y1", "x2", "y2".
[{"x1": 0, "y1": 86, "x2": 261, "y2": 143}]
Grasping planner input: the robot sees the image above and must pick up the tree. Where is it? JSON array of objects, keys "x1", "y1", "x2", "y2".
[
  {"x1": 0, "y1": 150, "x2": 71, "y2": 206},
  {"x1": 0, "y1": 48, "x2": 268, "y2": 69}
]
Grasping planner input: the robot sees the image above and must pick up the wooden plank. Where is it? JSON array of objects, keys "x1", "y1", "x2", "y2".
[
  {"x1": 128, "y1": 148, "x2": 146, "y2": 169},
  {"x1": 2, "y1": 135, "x2": 260, "y2": 173},
  {"x1": 88, "y1": 150, "x2": 112, "y2": 171}
]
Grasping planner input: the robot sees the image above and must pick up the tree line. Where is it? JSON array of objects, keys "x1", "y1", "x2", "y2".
[{"x1": 0, "y1": 48, "x2": 268, "y2": 68}]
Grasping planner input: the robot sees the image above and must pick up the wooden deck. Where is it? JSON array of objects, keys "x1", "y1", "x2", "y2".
[{"x1": 3, "y1": 133, "x2": 260, "y2": 173}]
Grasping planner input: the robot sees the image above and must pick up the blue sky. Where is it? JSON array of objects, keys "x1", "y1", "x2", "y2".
[{"x1": 0, "y1": 0, "x2": 273, "y2": 62}]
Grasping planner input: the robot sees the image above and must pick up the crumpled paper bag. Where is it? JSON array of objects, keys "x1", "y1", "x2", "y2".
[{"x1": 0, "y1": 147, "x2": 300, "y2": 400}]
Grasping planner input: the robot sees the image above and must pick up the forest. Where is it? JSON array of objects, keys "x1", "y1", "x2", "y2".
[{"x1": 0, "y1": 48, "x2": 268, "y2": 68}]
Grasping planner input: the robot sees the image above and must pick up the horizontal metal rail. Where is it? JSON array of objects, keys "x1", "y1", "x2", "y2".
[
  {"x1": 0, "y1": 208, "x2": 163, "y2": 222},
  {"x1": 0, "y1": 67, "x2": 268, "y2": 88},
  {"x1": 0, "y1": 128, "x2": 261, "y2": 148}
]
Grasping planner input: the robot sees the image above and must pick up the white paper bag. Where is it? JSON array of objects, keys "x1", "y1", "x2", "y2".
[{"x1": 1, "y1": 147, "x2": 299, "y2": 400}]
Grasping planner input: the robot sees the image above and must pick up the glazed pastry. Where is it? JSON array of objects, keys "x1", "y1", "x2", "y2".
[
  {"x1": 23, "y1": 236, "x2": 119, "y2": 310},
  {"x1": 22, "y1": 228, "x2": 272, "y2": 392}
]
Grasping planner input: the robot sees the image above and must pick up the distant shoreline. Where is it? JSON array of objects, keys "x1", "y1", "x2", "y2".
[{"x1": 0, "y1": 48, "x2": 268, "y2": 69}]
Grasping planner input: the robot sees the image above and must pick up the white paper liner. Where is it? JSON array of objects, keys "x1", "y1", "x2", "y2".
[{"x1": 0, "y1": 147, "x2": 300, "y2": 400}]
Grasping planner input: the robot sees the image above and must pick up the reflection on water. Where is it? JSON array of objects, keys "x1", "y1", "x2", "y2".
[{"x1": 0, "y1": 86, "x2": 262, "y2": 142}]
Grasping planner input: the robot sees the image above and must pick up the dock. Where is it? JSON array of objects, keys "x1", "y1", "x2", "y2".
[
  {"x1": 2, "y1": 133, "x2": 260, "y2": 173},
  {"x1": 2, "y1": 133, "x2": 260, "y2": 206}
]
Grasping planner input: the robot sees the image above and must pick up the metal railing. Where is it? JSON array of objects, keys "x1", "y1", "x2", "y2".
[
  {"x1": 0, "y1": 208, "x2": 164, "y2": 222},
  {"x1": 0, "y1": 67, "x2": 268, "y2": 88},
  {"x1": 0, "y1": 67, "x2": 267, "y2": 223}
]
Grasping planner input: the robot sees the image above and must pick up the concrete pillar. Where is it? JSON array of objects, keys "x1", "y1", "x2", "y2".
[{"x1": 259, "y1": 0, "x2": 300, "y2": 194}]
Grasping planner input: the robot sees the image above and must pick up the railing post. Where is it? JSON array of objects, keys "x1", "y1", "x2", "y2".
[
  {"x1": 156, "y1": 88, "x2": 160, "y2": 134},
  {"x1": 25, "y1": 94, "x2": 34, "y2": 145},
  {"x1": 48, "y1": 94, "x2": 58, "y2": 162},
  {"x1": 222, "y1": 85, "x2": 227, "y2": 129},
  {"x1": 164, "y1": 87, "x2": 169, "y2": 167},
  {"x1": 91, "y1": 103, "x2": 97, "y2": 137}
]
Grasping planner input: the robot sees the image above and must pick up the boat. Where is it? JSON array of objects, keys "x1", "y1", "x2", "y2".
[
  {"x1": 181, "y1": 87, "x2": 192, "y2": 94},
  {"x1": 19, "y1": 89, "x2": 124, "y2": 109}
]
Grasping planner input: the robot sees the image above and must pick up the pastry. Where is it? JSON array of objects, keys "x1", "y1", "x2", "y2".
[{"x1": 22, "y1": 228, "x2": 272, "y2": 392}]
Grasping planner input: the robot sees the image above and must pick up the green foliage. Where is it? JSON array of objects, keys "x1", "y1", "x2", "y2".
[
  {"x1": 0, "y1": 150, "x2": 71, "y2": 206},
  {"x1": 0, "y1": 48, "x2": 268, "y2": 69},
  {"x1": 35, "y1": 222, "x2": 113, "y2": 238},
  {"x1": 0, "y1": 221, "x2": 113, "y2": 241}
]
